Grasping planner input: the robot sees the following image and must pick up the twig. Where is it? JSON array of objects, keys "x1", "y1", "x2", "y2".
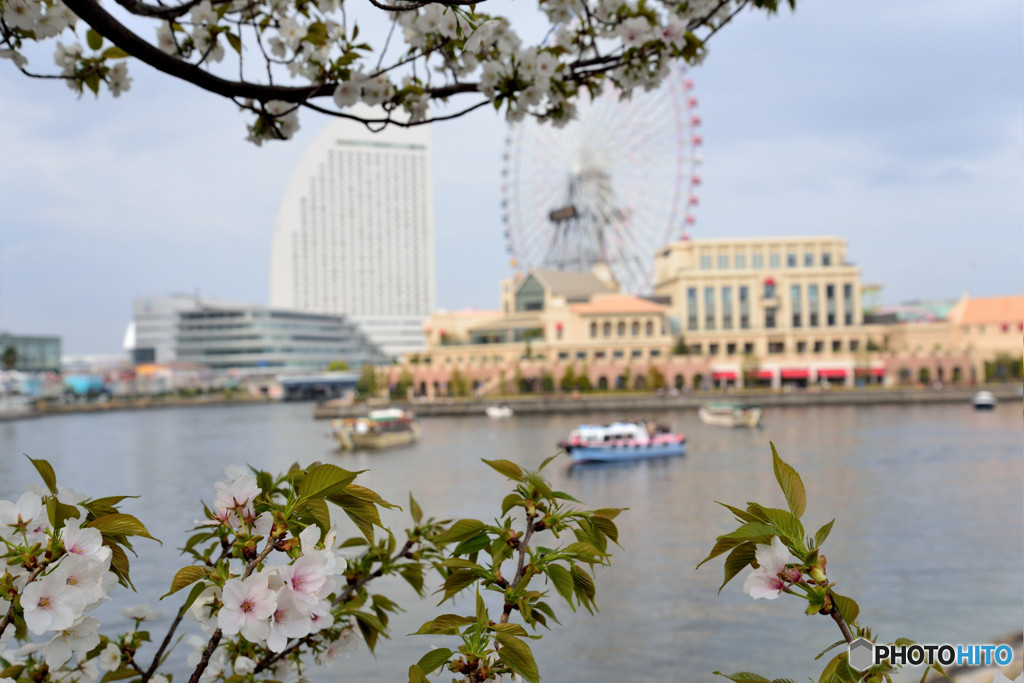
[
  {"x1": 500, "y1": 513, "x2": 537, "y2": 624},
  {"x1": 141, "y1": 604, "x2": 188, "y2": 683},
  {"x1": 829, "y1": 606, "x2": 854, "y2": 644}
]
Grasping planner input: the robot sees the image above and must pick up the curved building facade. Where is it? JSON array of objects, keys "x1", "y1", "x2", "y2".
[{"x1": 270, "y1": 109, "x2": 435, "y2": 359}]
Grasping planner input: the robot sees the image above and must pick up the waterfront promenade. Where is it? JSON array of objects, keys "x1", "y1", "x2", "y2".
[{"x1": 313, "y1": 384, "x2": 1024, "y2": 419}]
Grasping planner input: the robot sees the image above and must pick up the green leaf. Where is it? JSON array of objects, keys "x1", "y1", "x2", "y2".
[
  {"x1": 295, "y1": 497, "x2": 331, "y2": 535},
  {"x1": 101, "y1": 667, "x2": 145, "y2": 682},
  {"x1": 494, "y1": 632, "x2": 540, "y2": 683},
  {"x1": 721, "y1": 522, "x2": 777, "y2": 544},
  {"x1": 590, "y1": 508, "x2": 623, "y2": 520},
  {"x1": 814, "y1": 639, "x2": 848, "y2": 661},
  {"x1": 328, "y1": 491, "x2": 382, "y2": 543},
  {"x1": 481, "y1": 458, "x2": 524, "y2": 481},
  {"x1": 501, "y1": 494, "x2": 522, "y2": 516},
  {"x1": 25, "y1": 455, "x2": 57, "y2": 494},
  {"x1": 353, "y1": 611, "x2": 385, "y2": 653},
  {"x1": 712, "y1": 673, "x2": 771, "y2": 683},
  {"x1": 545, "y1": 563, "x2": 574, "y2": 609},
  {"x1": 105, "y1": 541, "x2": 134, "y2": 590},
  {"x1": 719, "y1": 542, "x2": 757, "y2": 593},
  {"x1": 180, "y1": 581, "x2": 209, "y2": 614},
  {"x1": 224, "y1": 31, "x2": 242, "y2": 54},
  {"x1": 524, "y1": 473, "x2": 553, "y2": 499},
  {"x1": 415, "y1": 648, "x2": 453, "y2": 675},
  {"x1": 538, "y1": 453, "x2": 560, "y2": 470},
  {"x1": 716, "y1": 501, "x2": 763, "y2": 524},
  {"x1": 770, "y1": 442, "x2": 806, "y2": 518},
  {"x1": 408, "y1": 664, "x2": 429, "y2": 683},
  {"x1": 87, "y1": 514, "x2": 160, "y2": 543},
  {"x1": 413, "y1": 614, "x2": 474, "y2": 635},
  {"x1": 433, "y1": 519, "x2": 486, "y2": 545},
  {"x1": 86, "y1": 28, "x2": 103, "y2": 50},
  {"x1": 748, "y1": 505, "x2": 804, "y2": 549},
  {"x1": 101, "y1": 46, "x2": 130, "y2": 59},
  {"x1": 85, "y1": 495, "x2": 136, "y2": 516},
  {"x1": 591, "y1": 515, "x2": 619, "y2": 545},
  {"x1": 344, "y1": 483, "x2": 396, "y2": 509},
  {"x1": 299, "y1": 463, "x2": 359, "y2": 499},
  {"x1": 696, "y1": 536, "x2": 744, "y2": 570},
  {"x1": 570, "y1": 564, "x2": 595, "y2": 612},
  {"x1": 437, "y1": 569, "x2": 478, "y2": 604},
  {"x1": 409, "y1": 493, "x2": 422, "y2": 524},
  {"x1": 452, "y1": 533, "x2": 491, "y2": 556},
  {"x1": 162, "y1": 566, "x2": 208, "y2": 598},
  {"x1": 831, "y1": 592, "x2": 859, "y2": 625},
  {"x1": 818, "y1": 652, "x2": 857, "y2": 683},
  {"x1": 814, "y1": 519, "x2": 835, "y2": 549}
]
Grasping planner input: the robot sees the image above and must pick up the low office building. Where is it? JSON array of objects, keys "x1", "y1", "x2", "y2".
[
  {"x1": 126, "y1": 295, "x2": 388, "y2": 374},
  {"x1": 0, "y1": 333, "x2": 62, "y2": 373}
]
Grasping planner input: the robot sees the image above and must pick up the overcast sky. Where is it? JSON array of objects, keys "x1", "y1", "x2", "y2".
[{"x1": 0, "y1": 0, "x2": 1020, "y2": 355}]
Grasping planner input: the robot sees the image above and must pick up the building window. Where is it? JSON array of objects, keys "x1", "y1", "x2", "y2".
[
  {"x1": 700, "y1": 254, "x2": 712, "y2": 270},
  {"x1": 826, "y1": 284, "x2": 836, "y2": 326},
  {"x1": 843, "y1": 283, "x2": 854, "y2": 326},
  {"x1": 718, "y1": 254, "x2": 729, "y2": 269},
  {"x1": 765, "y1": 308, "x2": 777, "y2": 329},
  {"x1": 978, "y1": 325, "x2": 986, "y2": 334},
  {"x1": 613, "y1": 350, "x2": 624, "y2": 359},
  {"x1": 769, "y1": 252, "x2": 780, "y2": 268},
  {"x1": 631, "y1": 321, "x2": 640, "y2": 336},
  {"x1": 558, "y1": 351, "x2": 570, "y2": 360},
  {"x1": 603, "y1": 322, "x2": 612, "y2": 337},
  {"x1": 787, "y1": 252, "x2": 797, "y2": 268},
  {"x1": 739, "y1": 286, "x2": 750, "y2": 329},
  {"x1": 704, "y1": 287, "x2": 716, "y2": 331},
  {"x1": 590, "y1": 322, "x2": 597, "y2": 338},
  {"x1": 646, "y1": 321, "x2": 654, "y2": 336},
  {"x1": 752, "y1": 252, "x2": 764, "y2": 269},
  {"x1": 849, "y1": 340, "x2": 860, "y2": 352},
  {"x1": 804, "y1": 253, "x2": 814, "y2": 267},
  {"x1": 650, "y1": 349, "x2": 661, "y2": 357},
  {"x1": 768, "y1": 342, "x2": 784, "y2": 354},
  {"x1": 722, "y1": 286, "x2": 733, "y2": 330},
  {"x1": 690, "y1": 344, "x2": 703, "y2": 355},
  {"x1": 791, "y1": 284, "x2": 802, "y2": 328},
  {"x1": 595, "y1": 350, "x2": 607, "y2": 359},
  {"x1": 687, "y1": 287, "x2": 698, "y2": 331},
  {"x1": 708, "y1": 343, "x2": 719, "y2": 356},
  {"x1": 832, "y1": 340, "x2": 842, "y2": 352},
  {"x1": 764, "y1": 281, "x2": 776, "y2": 299},
  {"x1": 617, "y1": 321, "x2": 626, "y2": 337},
  {"x1": 796, "y1": 341, "x2": 807, "y2": 353},
  {"x1": 822, "y1": 253, "x2": 832, "y2": 266},
  {"x1": 631, "y1": 349, "x2": 643, "y2": 358},
  {"x1": 743, "y1": 342, "x2": 754, "y2": 355},
  {"x1": 575, "y1": 351, "x2": 587, "y2": 360},
  {"x1": 735, "y1": 253, "x2": 747, "y2": 269},
  {"x1": 724, "y1": 343, "x2": 736, "y2": 355},
  {"x1": 813, "y1": 340, "x2": 824, "y2": 353},
  {"x1": 808, "y1": 284, "x2": 819, "y2": 327}
]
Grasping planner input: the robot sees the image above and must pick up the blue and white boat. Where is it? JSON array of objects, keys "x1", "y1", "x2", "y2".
[{"x1": 559, "y1": 421, "x2": 687, "y2": 463}]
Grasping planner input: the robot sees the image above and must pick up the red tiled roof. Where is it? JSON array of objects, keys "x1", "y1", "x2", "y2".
[
  {"x1": 570, "y1": 295, "x2": 665, "y2": 315},
  {"x1": 959, "y1": 295, "x2": 1024, "y2": 324}
]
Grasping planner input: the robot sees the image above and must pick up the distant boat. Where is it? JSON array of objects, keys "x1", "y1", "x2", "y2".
[
  {"x1": 971, "y1": 391, "x2": 997, "y2": 411},
  {"x1": 331, "y1": 408, "x2": 420, "y2": 450},
  {"x1": 698, "y1": 403, "x2": 762, "y2": 428},
  {"x1": 485, "y1": 404, "x2": 514, "y2": 418},
  {"x1": 558, "y1": 421, "x2": 686, "y2": 463}
]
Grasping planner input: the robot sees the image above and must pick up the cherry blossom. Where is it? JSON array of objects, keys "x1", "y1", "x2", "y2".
[
  {"x1": 742, "y1": 536, "x2": 801, "y2": 600},
  {"x1": 43, "y1": 615, "x2": 100, "y2": 669},
  {"x1": 21, "y1": 572, "x2": 87, "y2": 635},
  {"x1": 60, "y1": 519, "x2": 111, "y2": 564},
  {"x1": 218, "y1": 574, "x2": 278, "y2": 642}
]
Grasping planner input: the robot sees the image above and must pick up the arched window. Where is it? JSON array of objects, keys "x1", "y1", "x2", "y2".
[
  {"x1": 645, "y1": 321, "x2": 654, "y2": 336},
  {"x1": 617, "y1": 321, "x2": 626, "y2": 337},
  {"x1": 590, "y1": 322, "x2": 597, "y2": 338},
  {"x1": 598, "y1": 376, "x2": 608, "y2": 390},
  {"x1": 674, "y1": 374, "x2": 684, "y2": 390},
  {"x1": 631, "y1": 321, "x2": 640, "y2": 336},
  {"x1": 603, "y1": 322, "x2": 612, "y2": 337}
]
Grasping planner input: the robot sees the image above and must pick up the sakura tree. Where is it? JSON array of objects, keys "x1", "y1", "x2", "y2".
[{"x1": 0, "y1": 0, "x2": 795, "y2": 143}]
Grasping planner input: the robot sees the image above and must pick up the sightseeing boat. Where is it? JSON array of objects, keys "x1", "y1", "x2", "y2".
[
  {"x1": 698, "y1": 402, "x2": 762, "y2": 428},
  {"x1": 558, "y1": 420, "x2": 686, "y2": 463},
  {"x1": 971, "y1": 391, "x2": 997, "y2": 411},
  {"x1": 331, "y1": 408, "x2": 420, "y2": 451},
  {"x1": 485, "y1": 404, "x2": 514, "y2": 418}
]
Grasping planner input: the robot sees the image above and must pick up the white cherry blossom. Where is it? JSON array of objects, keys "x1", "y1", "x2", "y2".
[
  {"x1": 218, "y1": 574, "x2": 277, "y2": 642},
  {"x1": 21, "y1": 572, "x2": 87, "y2": 635},
  {"x1": 43, "y1": 616, "x2": 100, "y2": 669},
  {"x1": 742, "y1": 536, "x2": 801, "y2": 600}
]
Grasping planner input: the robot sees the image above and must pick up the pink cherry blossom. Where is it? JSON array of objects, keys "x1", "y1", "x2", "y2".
[
  {"x1": 742, "y1": 536, "x2": 801, "y2": 600},
  {"x1": 21, "y1": 572, "x2": 86, "y2": 635},
  {"x1": 218, "y1": 574, "x2": 277, "y2": 643},
  {"x1": 266, "y1": 588, "x2": 313, "y2": 653}
]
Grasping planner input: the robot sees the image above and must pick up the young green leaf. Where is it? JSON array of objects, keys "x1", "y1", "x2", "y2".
[
  {"x1": 719, "y1": 542, "x2": 757, "y2": 593},
  {"x1": 409, "y1": 493, "x2": 422, "y2": 524},
  {"x1": 481, "y1": 458, "x2": 524, "y2": 481},
  {"x1": 162, "y1": 566, "x2": 208, "y2": 599},
  {"x1": 813, "y1": 519, "x2": 835, "y2": 549},
  {"x1": 770, "y1": 442, "x2": 806, "y2": 519},
  {"x1": 495, "y1": 632, "x2": 540, "y2": 683},
  {"x1": 298, "y1": 463, "x2": 359, "y2": 500},
  {"x1": 545, "y1": 563, "x2": 575, "y2": 610},
  {"x1": 433, "y1": 519, "x2": 487, "y2": 545},
  {"x1": 831, "y1": 593, "x2": 860, "y2": 625},
  {"x1": 87, "y1": 514, "x2": 161, "y2": 544},
  {"x1": 711, "y1": 673, "x2": 771, "y2": 682},
  {"x1": 24, "y1": 455, "x2": 57, "y2": 494},
  {"x1": 415, "y1": 648, "x2": 453, "y2": 676}
]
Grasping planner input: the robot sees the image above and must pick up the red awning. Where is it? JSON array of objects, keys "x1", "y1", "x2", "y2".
[
  {"x1": 712, "y1": 371, "x2": 737, "y2": 380},
  {"x1": 817, "y1": 368, "x2": 848, "y2": 379},
  {"x1": 781, "y1": 369, "x2": 810, "y2": 380},
  {"x1": 764, "y1": 278, "x2": 776, "y2": 286},
  {"x1": 756, "y1": 370, "x2": 774, "y2": 379}
]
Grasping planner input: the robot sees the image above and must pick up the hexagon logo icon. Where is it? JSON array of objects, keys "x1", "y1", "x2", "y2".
[{"x1": 848, "y1": 637, "x2": 874, "y2": 672}]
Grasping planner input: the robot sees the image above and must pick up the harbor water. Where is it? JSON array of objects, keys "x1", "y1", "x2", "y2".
[{"x1": 0, "y1": 402, "x2": 1020, "y2": 681}]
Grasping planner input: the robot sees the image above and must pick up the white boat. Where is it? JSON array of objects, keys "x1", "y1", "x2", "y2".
[
  {"x1": 559, "y1": 421, "x2": 686, "y2": 463},
  {"x1": 485, "y1": 404, "x2": 514, "y2": 418},
  {"x1": 971, "y1": 391, "x2": 997, "y2": 410},
  {"x1": 331, "y1": 408, "x2": 420, "y2": 450},
  {"x1": 698, "y1": 403, "x2": 762, "y2": 428}
]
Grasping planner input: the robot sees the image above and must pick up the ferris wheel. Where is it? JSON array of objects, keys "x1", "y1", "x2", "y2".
[{"x1": 500, "y1": 66, "x2": 703, "y2": 295}]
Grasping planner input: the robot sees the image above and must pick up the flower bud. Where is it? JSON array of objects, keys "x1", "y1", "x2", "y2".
[{"x1": 809, "y1": 567, "x2": 827, "y2": 584}]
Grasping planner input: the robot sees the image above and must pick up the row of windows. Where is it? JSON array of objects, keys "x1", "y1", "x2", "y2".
[
  {"x1": 425, "y1": 347, "x2": 669, "y2": 366},
  {"x1": 588, "y1": 320, "x2": 662, "y2": 338},
  {"x1": 962, "y1": 323, "x2": 1023, "y2": 334},
  {"x1": 699, "y1": 249, "x2": 835, "y2": 271},
  {"x1": 689, "y1": 339, "x2": 863, "y2": 356},
  {"x1": 686, "y1": 283, "x2": 856, "y2": 331}
]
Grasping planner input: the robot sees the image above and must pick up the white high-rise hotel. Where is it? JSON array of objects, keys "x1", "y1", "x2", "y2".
[{"x1": 270, "y1": 112, "x2": 435, "y2": 359}]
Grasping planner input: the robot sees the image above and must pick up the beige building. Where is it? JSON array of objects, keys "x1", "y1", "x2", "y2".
[{"x1": 653, "y1": 236, "x2": 886, "y2": 386}]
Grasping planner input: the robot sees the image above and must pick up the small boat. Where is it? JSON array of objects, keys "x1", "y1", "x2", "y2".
[
  {"x1": 558, "y1": 420, "x2": 686, "y2": 463},
  {"x1": 971, "y1": 391, "x2": 997, "y2": 410},
  {"x1": 331, "y1": 408, "x2": 420, "y2": 451},
  {"x1": 485, "y1": 404, "x2": 514, "y2": 418},
  {"x1": 698, "y1": 403, "x2": 762, "y2": 428}
]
